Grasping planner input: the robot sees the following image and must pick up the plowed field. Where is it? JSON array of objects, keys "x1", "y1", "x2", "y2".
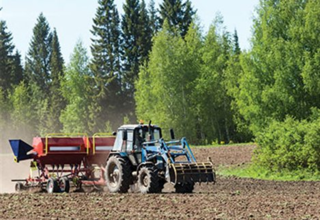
[{"x1": 1, "y1": 145, "x2": 320, "y2": 219}]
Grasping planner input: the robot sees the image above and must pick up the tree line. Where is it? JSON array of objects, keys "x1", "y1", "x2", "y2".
[
  {"x1": 2, "y1": 0, "x2": 320, "y2": 172},
  {"x1": 135, "y1": 17, "x2": 244, "y2": 144},
  {"x1": 0, "y1": 0, "x2": 196, "y2": 144}
]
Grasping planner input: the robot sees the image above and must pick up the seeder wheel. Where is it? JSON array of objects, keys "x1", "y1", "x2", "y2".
[
  {"x1": 46, "y1": 178, "x2": 59, "y2": 193},
  {"x1": 59, "y1": 177, "x2": 70, "y2": 193},
  {"x1": 15, "y1": 182, "x2": 24, "y2": 193}
]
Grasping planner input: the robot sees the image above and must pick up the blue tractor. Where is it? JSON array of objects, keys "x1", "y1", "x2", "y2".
[{"x1": 105, "y1": 122, "x2": 215, "y2": 193}]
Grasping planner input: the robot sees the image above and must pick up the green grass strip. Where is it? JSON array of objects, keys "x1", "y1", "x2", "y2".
[{"x1": 218, "y1": 164, "x2": 320, "y2": 181}]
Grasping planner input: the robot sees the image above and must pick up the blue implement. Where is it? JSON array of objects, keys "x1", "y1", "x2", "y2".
[{"x1": 9, "y1": 139, "x2": 34, "y2": 162}]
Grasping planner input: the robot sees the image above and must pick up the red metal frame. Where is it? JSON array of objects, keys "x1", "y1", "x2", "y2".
[{"x1": 16, "y1": 134, "x2": 116, "y2": 190}]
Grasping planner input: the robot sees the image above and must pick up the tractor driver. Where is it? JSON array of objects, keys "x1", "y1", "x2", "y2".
[{"x1": 134, "y1": 129, "x2": 145, "y2": 150}]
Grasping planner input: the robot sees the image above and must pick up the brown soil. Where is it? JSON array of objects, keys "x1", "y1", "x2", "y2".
[
  {"x1": 192, "y1": 144, "x2": 255, "y2": 168},
  {"x1": 1, "y1": 145, "x2": 320, "y2": 219}
]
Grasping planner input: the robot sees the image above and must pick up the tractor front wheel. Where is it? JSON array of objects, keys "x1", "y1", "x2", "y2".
[
  {"x1": 138, "y1": 166, "x2": 159, "y2": 193},
  {"x1": 105, "y1": 156, "x2": 132, "y2": 193}
]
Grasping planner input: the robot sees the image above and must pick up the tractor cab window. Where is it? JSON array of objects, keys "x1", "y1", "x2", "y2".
[
  {"x1": 153, "y1": 129, "x2": 161, "y2": 140},
  {"x1": 134, "y1": 129, "x2": 144, "y2": 149},
  {"x1": 134, "y1": 126, "x2": 161, "y2": 148},
  {"x1": 145, "y1": 127, "x2": 161, "y2": 141},
  {"x1": 113, "y1": 130, "x2": 123, "y2": 151},
  {"x1": 126, "y1": 130, "x2": 133, "y2": 151}
]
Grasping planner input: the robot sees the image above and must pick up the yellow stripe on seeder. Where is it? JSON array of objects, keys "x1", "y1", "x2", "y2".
[{"x1": 44, "y1": 133, "x2": 89, "y2": 155}]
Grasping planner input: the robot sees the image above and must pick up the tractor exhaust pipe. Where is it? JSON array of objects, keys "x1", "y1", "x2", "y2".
[{"x1": 170, "y1": 128, "x2": 175, "y2": 140}]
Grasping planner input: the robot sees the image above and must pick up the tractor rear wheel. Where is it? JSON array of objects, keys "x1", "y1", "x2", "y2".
[
  {"x1": 138, "y1": 166, "x2": 159, "y2": 193},
  {"x1": 105, "y1": 156, "x2": 132, "y2": 193},
  {"x1": 175, "y1": 182, "x2": 194, "y2": 193},
  {"x1": 47, "y1": 178, "x2": 59, "y2": 193}
]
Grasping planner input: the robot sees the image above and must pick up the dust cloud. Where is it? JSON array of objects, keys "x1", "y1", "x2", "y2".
[
  {"x1": 0, "y1": 128, "x2": 32, "y2": 193},
  {"x1": 0, "y1": 118, "x2": 36, "y2": 193},
  {"x1": 0, "y1": 155, "x2": 30, "y2": 193}
]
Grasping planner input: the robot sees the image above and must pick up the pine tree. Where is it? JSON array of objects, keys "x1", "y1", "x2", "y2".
[
  {"x1": 232, "y1": 29, "x2": 241, "y2": 55},
  {"x1": 121, "y1": 0, "x2": 141, "y2": 92},
  {"x1": 138, "y1": 0, "x2": 152, "y2": 64},
  {"x1": 25, "y1": 13, "x2": 52, "y2": 95},
  {"x1": 0, "y1": 15, "x2": 25, "y2": 151},
  {"x1": 0, "y1": 20, "x2": 15, "y2": 93},
  {"x1": 0, "y1": 10, "x2": 23, "y2": 92},
  {"x1": 159, "y1": 0, "x2": 196, "y2": 37},
  {"x1": 90, "y1": 0, "x2": 122, "y2": 130},
  {"x1": 121, "y1": 0, "x2": 144, "y2": 121},
  {"x1": 50, "y1": 29, "x2": 64, "y2": 87},
  {"x1": 10, "y1": 51, "x2": 24, "y2": 86},
  {"x1": 91, "y1": 0, "x2": 121, "y2": 88},
  {"x1": 148, "y1": 0, "x2": 159, "y2": 36},
  {"x1": 24, "y1": 13, "x2": 65, "y2": 135},
  {"x1": 47, "y1": 28, "x2": 65, "y2": 132}
]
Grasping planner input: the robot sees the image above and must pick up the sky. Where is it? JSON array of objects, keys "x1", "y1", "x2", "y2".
[{"x1": 0, "y1": 0, "x2": 259, "y2": 64}]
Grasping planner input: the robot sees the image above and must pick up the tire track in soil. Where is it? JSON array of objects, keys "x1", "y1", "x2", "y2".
[{"x1": 1, "y1": 145, "x2": 320, "y2": 219}]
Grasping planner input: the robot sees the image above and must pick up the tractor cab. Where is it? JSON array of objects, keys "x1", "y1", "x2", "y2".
[{"x1": 111, "y1": 123, "x2": 162, "y2": 166}]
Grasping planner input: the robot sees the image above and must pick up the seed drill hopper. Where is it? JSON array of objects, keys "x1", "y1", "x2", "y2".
[{"x1": 9, "y1": 133, "x2": 115, "y2": 193}]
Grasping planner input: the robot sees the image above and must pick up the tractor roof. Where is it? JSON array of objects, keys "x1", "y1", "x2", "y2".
[{"x1": 118, "y1": 124, "x2": 160, "y2": 130}]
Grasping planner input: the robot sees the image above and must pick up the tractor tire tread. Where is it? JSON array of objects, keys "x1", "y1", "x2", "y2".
[
  {"x1": 138, "y1": 166, "x2": 159, "y2": 194},
  {"x1": 106, "y1": 155, "x2": 132, "y2": 193}
]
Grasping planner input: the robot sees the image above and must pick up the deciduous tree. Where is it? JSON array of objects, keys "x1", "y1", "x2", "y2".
[
  {"x1": 136, "y1": 21, "x2": 201, "y2": 141},
  {"x1": 61, "y1": 41, "x2": 97, "y2": 133},
  {"x1": 235, "y1": 0, "x2": 320, "y2": 134}
]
